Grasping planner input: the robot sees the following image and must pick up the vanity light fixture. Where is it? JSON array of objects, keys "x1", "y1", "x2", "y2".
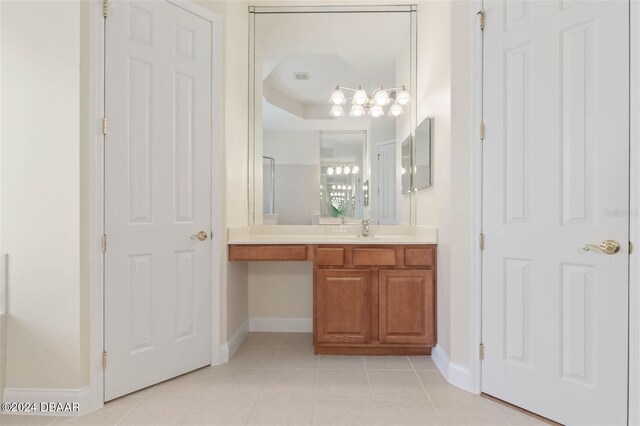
[
  {"x1": 329, "y1": 85, "x2": 410, "y2": 118},
  {"x1": 330, "y1": 86, "x2": 347, "y2": 105},
  {"x1": 389, "y1": 103, "x2": 404, "y2": 117},
  {"x1": 369, "y1": 105, "x2": 384, "y2": 118},
  {"x1": 349, "y1": 103, "x2": 366, "y2": 117},
  {"x1": 329, "y1": 104, "x2": 345, "y2": 118},
  {"x1": 324, "y1": 164, "x2": 360, "y2": 176}
]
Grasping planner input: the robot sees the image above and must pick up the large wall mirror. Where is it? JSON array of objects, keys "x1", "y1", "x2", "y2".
[{"x1": 249, "y1": 5, "x2": 417, "y2": 225}]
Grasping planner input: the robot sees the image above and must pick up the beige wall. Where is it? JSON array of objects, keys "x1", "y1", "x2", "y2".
[
  {"x1": 415, "y1": 0, "x2": 474, "y2": 368},
  {"x1": 196, "y1": 0, "x2": 251, "y2": 341},
  {"x1": 249, "y1": 263, "x2": 313, "y2": 319},
  {"x1": 1, "y1": 0, "x2": 87, "y2": 388}
]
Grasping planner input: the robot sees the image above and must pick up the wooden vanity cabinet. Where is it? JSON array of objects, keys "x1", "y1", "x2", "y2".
[
  {"x1": 313, "y1": 244, "x2": 436, "y2": 355},
  {"x1": 315, "y1": 269, "x2": 371, "y2": 344}
]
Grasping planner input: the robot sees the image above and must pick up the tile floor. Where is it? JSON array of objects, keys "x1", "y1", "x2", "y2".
[{"x1": 1, "y1": 333, "x2": 547, "y2": 426}]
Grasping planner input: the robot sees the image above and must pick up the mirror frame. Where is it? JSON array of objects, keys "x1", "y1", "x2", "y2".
[{"x1": 248, "y1": 5, "x2": 418, "y2": 225}]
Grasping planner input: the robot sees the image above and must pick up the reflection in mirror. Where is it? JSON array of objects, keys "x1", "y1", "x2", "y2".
[
  {"x1": 251, "y1": 8, "x2": 416, "y2": 225},
  {"x1": 320, "y1": 131, "x2": 365, "y2": 224},
  {"x1": 262, "y1": 157, "x2": 277, "y2": 224},
  {"x1": 401, "y1": 136, "x2": 412, "y2": 195},
  {"x1": 414, "y1": 117, "x2": 432, "y2": 190}
]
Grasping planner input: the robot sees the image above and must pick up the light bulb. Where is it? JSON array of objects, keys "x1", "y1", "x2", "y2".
[
  {"x1": 396, "y1": 87, "x2": 411, "y2": 105},
  {"x1": 349, "y1": 103, "x2": 365, "y2": 117},
  {"x1": 352, "y1": 165, "x2": 360, "y2": 174},
  {"x1": 343, "y1": 166, "x2": 351, "y2": 175},
  {"x1": 389, "y1": 103, "x2": 404, "y2": 117},
  {"x1": 342, "y1": 185, "x2": 346, "y2": 190},
  {"x1": 348, "y1": 185, "x2": 352, "y2": 190},
  {"x1": 327, "y1": 167, "x2": 334, "y2": 175},
  {"x1": 369, "y1": 105, "x2": 384, "y2": 118},
  {"x1": 332, "y1": 185, "x2": 336, "y2": 190},
  {"x1": 401, "y1": 167, "x2": 407, "y2": 175},
  {"x1": 329, "y1": 86, "x2": 346, "y2": 105},
  {"x1": 329, "y1": 104, "x2": 344, "y2": 118},
  {"x1": 335, "y1": 166, "x2": 343, "y2": 175},
  {"x1": 353, "y1": 86, "x2": 369, "y2": 105},
  {"x1": 373, "y1": 87, "x2": 390, "y2": 106}
]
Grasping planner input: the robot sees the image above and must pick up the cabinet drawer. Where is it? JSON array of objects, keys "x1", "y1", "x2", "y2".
[
  {"x1": 352, "y1": 248, "x2": 396, "y2": 266},
  {"x1": 229, "y1": 245, "x2": 308, "y2": 261},
  {"x1": 317, "y1": 248, "x2": 345, "y2": 266},
  {"x1": 404, "y1": 248, "x2": 435, "y2": 267}
]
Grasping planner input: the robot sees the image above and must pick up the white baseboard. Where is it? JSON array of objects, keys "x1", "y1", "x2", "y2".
[
  {"x1": 2, "y1": 386, "x2": 93, "y2": 416},
  {"x1": 249, "y1": 317, "x2": 312, "y2": 332},
  {"x1": 215, "y1": 318, "x2": 249, "y2": 365},
  {"x1": 432, "y1": 344, "x2": 475, "y2": 393}
]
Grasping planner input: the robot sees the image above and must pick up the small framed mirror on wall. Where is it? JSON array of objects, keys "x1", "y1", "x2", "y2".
[{"x1": 248, "y1": 5, "x2": 418, "y2": 226}]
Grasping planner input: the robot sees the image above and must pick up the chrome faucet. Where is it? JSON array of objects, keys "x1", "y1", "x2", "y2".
[{"x1": 361, "y1": 218, "x2": 372, "y2": 237}]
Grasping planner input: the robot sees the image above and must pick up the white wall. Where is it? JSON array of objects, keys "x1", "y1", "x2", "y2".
[
  {"x1": 1, "y1": 0, "x2": 87, "y2": 388},
  {"x1": 264, "y1": 129, "x2": 320, "y2": 165}
]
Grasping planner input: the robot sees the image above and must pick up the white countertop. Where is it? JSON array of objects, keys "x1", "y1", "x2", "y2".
[{"x1": 227, "y1": 225, "x2": 437, "y2": 245}]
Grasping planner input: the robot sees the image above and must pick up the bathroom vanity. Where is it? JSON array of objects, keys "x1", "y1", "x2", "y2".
[
  {"x1": 239, "y1": 6, "x2": 436, "y2": 356},
  {"x1": 229, "y1": 226, "x2": 437, "y2": 355}
]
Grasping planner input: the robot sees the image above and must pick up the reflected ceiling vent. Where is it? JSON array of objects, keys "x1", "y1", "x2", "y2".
[{"x1": 293, "y1": 72, "x2": 310, "y2": 81}]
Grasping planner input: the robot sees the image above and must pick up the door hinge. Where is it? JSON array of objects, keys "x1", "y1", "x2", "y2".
[
  {"x1": 479, "y1": 233, "x2": 485, "y2": 250},
  {"x1": 630, "y1": 241, "x2": 634, "y2": 254},
  {"x1": 479, "y1": 122, "x2": 485, "y2": 140},
  {"x1": 103, "y1": 0, "x2": 108, "y2": 18},
  {"x1": 477, "y1": 10, "x2": 485, "y2": 30},
  {"x1": 102, "y1": 117, "x2": 108, "y2": 135},
  {"x1": 101, "y1": 234, "x2": 107, "y2": 253},
  {"x1": 102, "y1": 351, "x2": 107, "y2": 369},
  {"x1": 479, "y1": 343, "x2": 485, "y2": 359}
]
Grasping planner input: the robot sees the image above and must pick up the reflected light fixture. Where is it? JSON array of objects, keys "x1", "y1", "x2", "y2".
[
  {"x1": 329, "y1": 86, "x2": 346, "y2": 105},
  {"x1": 329, "y1": 85, "x2": 410, "y2": 118},
  {"x1": 329, "y1": 104, "x2": 345, "y2": 118},
  {"x1": 369, "y1": 105, "x2": 384, "y2": 118},
  {"x1": 349, "y1": 103, "x2": 366, "y2": 117},
  {"x1": 389, "y1": 103, "x2": 404, "y2": 117},
  {"x1": 324, "y1": 164, "x2": 360, "y2": 176}
]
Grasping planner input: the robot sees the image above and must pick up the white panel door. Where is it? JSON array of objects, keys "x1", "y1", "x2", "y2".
[
  {"x1": 482, "y1": 1, "x2": 629, "y2": 424},
  {"x1": 377, "y1": 142, "x2": 397, "y2": 225},
  {"x1": 104, "y1": 0, "x2": 213, "y2": 401}
]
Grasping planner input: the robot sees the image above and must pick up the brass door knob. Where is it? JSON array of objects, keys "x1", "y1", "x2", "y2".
[
  {"x1": 582, "y1": 240, "x2": 620, "y2": 255},
  {"x1": 191, "y1": 231, "x2": 208, "y2": 241}
]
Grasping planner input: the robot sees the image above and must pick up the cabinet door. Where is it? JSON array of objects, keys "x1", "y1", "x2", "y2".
[
  {"x1": 316, "y1": 269, "x2": 371, "y2": 344},
  {"x1": 379, "y1": 269, "x2": 435, "y2": 345}
]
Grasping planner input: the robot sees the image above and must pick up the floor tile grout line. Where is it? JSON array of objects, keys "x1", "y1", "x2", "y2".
[
  {"x1": 361, "y1": 356, "x2": 380, "y2": 426},
  {"x1": 311, "y1": 353, "x2": 320, "y2": 425},
  {"x1": 412, "y1": 367, "x2": 447, "y2": 426},
  {"x1": 113, "y1": 395, "x2": 145, "y2": 426}
]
